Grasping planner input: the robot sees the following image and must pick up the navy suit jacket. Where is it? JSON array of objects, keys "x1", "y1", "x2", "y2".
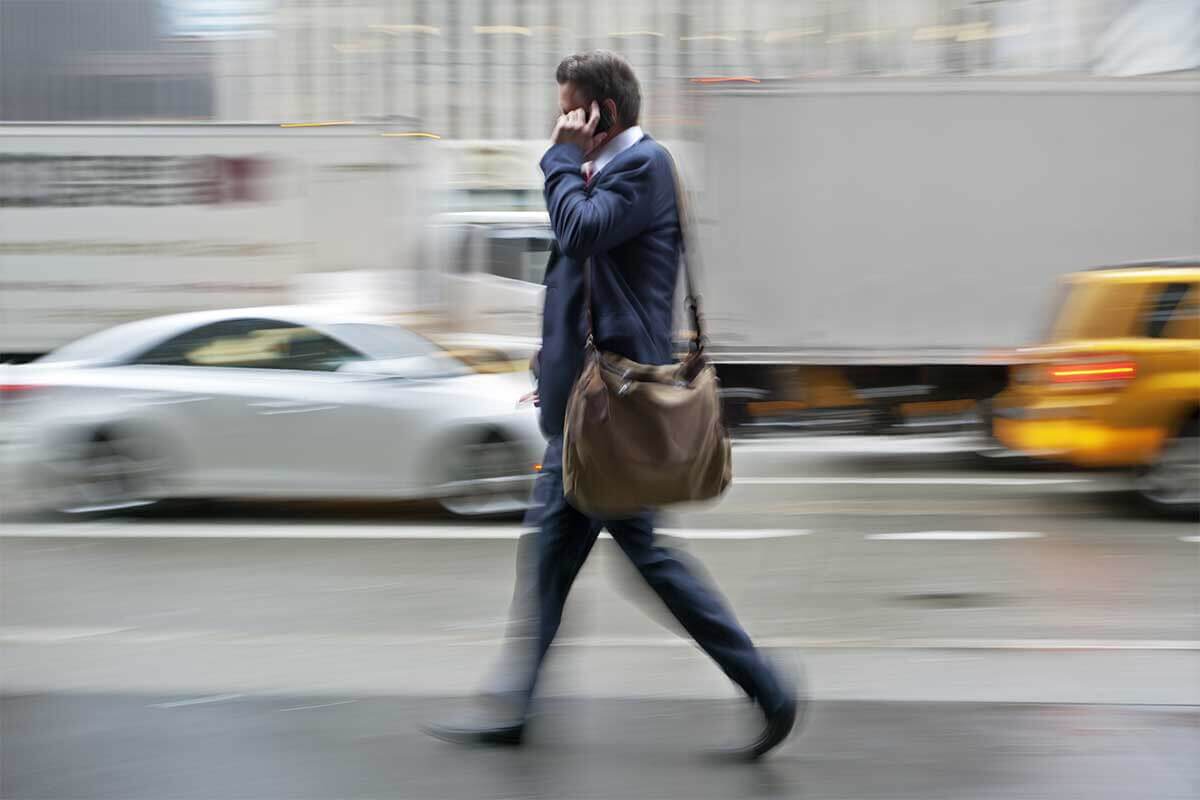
[{"x1": 536, "y1": 135, "x2": 681, "y2": 438}]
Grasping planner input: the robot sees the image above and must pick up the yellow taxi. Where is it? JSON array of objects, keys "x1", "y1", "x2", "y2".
[{"x1": 992, "y1": 259, "x2": 1199, "y2": 517}]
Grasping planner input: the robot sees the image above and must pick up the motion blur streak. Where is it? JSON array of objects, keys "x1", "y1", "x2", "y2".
[
  {"x1": 278, "y1": 120, "x2": 356, "y2": 128},
  {"x1": 1, "y1": 1, "x2": 1198, "y2": 798},
  {"x1": 689, "y1": 77, "x2": 762, "y2": 84}
]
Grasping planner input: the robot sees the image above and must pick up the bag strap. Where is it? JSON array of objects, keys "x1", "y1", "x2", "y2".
[
  {"x1": 664, "y1": 149, "x2": 706, "y2": 354},
  {"x1": 581, "y1": 145, "x2": 707, "y2": 355}
]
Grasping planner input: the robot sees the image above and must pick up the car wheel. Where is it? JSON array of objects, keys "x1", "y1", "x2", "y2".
[
  {"x1": 37, "y1": 428, "x2": 166, "y2": 517},
  {"x1": 438, "y1": 432, "x2": 531, "y2": 518},
  {"x1": 1135, "y1": 417, "x2": 1200, "y2": 520}
]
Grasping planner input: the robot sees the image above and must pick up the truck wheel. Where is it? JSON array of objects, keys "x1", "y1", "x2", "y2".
[{"x1": 1135, "y1": 417, "x2": 1200, "y2": 520}]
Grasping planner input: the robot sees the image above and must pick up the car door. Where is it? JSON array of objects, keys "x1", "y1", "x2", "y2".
[
  {"x1": 127, "y1": 317, "x2": 466, "y2": 498},
  {"x1": 126, "y1": 317, "x2": 385, "y2": 494},
  {"x1": 210, "y1": 323, "x2": 427, "y2": 495},
  {"x1": 1130, "y1": 281, "x2": 1200, "y2": 431},
  {"x1": 124, "y1": 319, "x2": 289, "y2": 491},
  {"x1": 310, "y1": 322, "x2": 481, "y2": 496}
]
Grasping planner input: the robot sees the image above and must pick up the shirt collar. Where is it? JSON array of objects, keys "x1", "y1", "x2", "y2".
[{"x1": 584, "y1": 125, "x2": 644, "y2": 180}]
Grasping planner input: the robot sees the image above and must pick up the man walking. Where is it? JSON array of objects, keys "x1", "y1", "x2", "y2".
[{"x1": 427, "y1": 50, "x2": 799, "y2": 760}]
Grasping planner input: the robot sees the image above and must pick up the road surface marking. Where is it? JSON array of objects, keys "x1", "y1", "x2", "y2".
[
  {"x1": 150, "y1": 693, "x2": 244, "y2": 709},
  {"x1": 733, "y1": 435, "x2": 983, "y2": 455},
  {"x1": 660, "y1": 528, "x2": 810, "y2": 540},
  {"x1": 0, "y1": 525, "x2": 809, "y2": 541},
  {"x1": 276, "y1": 700, "x2": 358, "y2": 713},
  {"x1": 24, "y1": 542, "x2": 101, "y2": 553},
  {"x1": 4, "y1": 628, "x2": 1197, "y2": 651},
  {"x1": 736, "y1": 476, "x2": 1087, "y2": 486},
  {"x1": 1180, "y1": 535, "x2": 1200, "y2": 543},
  {"x1": 866, "y1": 531, "x2": 1043, "y2": 541},
  {"x1": 0, "y1": 626, "x2": 136, "y2": 642},
  {"x1": 318, "y1": 581, "x2": 411, "y2": 593}
]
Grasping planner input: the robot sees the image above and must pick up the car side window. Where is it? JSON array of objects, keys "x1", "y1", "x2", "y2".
[
  {"x1": 1161, "y1": 283, "x2": 1200, "y2": 340},
  {"x1": 133, "y1": 318, "x2": 365, "y2": 371},
  {"x1": 1143, "y1": 282, "x2": 1198, "y2": 339},
  {"x1": 487, "y1": 228, "x2": 553, "y2": 284}
]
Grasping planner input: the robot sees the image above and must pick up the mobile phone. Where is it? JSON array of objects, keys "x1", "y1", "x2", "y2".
[{"x1": 594, "y1": 102, "x2": 614, "y2": 134}]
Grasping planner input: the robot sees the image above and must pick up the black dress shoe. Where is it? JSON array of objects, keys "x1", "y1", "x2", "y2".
[
  {"x1": 422, "y1": 720, "x2": 525, "y2": 747},
  {"x1": 718, "y1": 693, "x2": 801, "y2": 761}
]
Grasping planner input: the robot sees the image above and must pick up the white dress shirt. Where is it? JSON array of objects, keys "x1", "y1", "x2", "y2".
[{"x1": 582, "y1": 125, "x2": 645, "y2": 181}]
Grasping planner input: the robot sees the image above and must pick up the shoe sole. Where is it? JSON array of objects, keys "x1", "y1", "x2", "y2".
[{"x1": 421, "y1": 725, "x2": 525, "y2": 747}]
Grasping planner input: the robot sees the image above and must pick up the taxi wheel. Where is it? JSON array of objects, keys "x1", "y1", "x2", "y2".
[{"x1": 1136, "y1": 417, "x2": 1200, "y2": 520}]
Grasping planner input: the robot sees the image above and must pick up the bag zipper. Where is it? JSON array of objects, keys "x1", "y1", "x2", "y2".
[{"x1": 596, "y1": 356, "x2": 636, "y2": 395}]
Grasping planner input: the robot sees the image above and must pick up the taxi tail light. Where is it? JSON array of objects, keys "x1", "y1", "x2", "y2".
[{"x1": 1047, "y1": 358, "x2": 1136, "y2": 385}]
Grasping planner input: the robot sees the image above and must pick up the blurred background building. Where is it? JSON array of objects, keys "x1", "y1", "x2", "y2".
[
  {"x1": 1, "y1": 0, "x2": 1197, "y2": 356},
  {"x1": 2, "y1": 0, "x2": 1197, "y2": 134},
  {"x1": 0, "y1": 0, "x2": 216, "y2": 120}
]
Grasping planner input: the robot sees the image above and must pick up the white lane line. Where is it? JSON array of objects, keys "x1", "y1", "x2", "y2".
[
  {"x1": 736, "y1": 476, "x2": 1087, "y2": 486},
  {"x1": 0, "y1": 626, "x2": 137, "y2": 642},
  {"x1": 660, "y1": 528, "x2": 810, "y2": 540},
  {"x1": 762, "y1": 638, "x2": 1200, "y2": 652},
  {"x1": 866, "y1": 531, "x2": 1044, "y2": 541},
  {"x1": 150, "y1": 693, "x2": 244, "y2": 709},
  {"x1": 0, "y1": 525, "x2": 808, "y2": 541},
  {"x1": 5, "y1": 628, "x2": 1197, "y2": 652},
  {"x1": 734, "y1": 435, "x2": 983, "y2": 455},
  {"x1": 1179, "y1": 535, "x2": 1200, "y2": 543},
  {"x1": 24, "y1": 543, "x2": 101, "y2": 553},
  {"x1": 276, "y1": 700, "x2": 357, "y2": 713}
]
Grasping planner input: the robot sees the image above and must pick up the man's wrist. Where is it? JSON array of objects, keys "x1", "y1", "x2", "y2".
[
  {"x1": 540, "y1": 142, "x2": 585, "y2": 176},
  {"x1": 544, "y1": 142, "x2": 585, "y2": 160}
]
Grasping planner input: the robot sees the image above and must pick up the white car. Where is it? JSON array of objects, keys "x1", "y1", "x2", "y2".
[{"x1": 1, "y1": 308, "x2": 544, "y2": 516}]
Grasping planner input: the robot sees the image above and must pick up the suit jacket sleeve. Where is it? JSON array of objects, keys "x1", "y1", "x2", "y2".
[{"x1": 540, "y1": 142, "x2": 655, "y2": 261}]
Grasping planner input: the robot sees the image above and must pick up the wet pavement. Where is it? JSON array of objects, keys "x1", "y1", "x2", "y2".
[
  {"x1": 3, "y1": 437, "x2": 1197, "y2": 798},
  {"x1": 4, "y1": 694, "x2": 1197, "y2": 799}
]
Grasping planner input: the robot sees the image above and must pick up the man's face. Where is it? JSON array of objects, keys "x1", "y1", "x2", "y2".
[
  {"x1": 557, "y1": 81, "x2": 609, "y2": 157},
  {"x1": 558, "y1": 82, "x2": 590, "y2": 117}
]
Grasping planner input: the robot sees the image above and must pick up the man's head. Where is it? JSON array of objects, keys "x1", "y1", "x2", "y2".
[{"x1": 555, "y1": 50, "x2": 640, "y2": 150}]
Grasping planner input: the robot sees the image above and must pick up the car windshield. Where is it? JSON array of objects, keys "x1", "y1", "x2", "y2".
[{"x1": 326, "y1": 323, "x2": 471, "y2": 376}]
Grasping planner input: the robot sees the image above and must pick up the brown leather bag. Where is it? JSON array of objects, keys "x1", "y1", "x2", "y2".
[{"x1": 561, "y1": 154, "x2": 731, "y2": 517}]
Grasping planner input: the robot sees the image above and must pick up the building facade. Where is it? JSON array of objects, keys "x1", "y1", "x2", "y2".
[
  {"x1": 213, "y1": 0, "x2": 1196, "y2": 139},
  {"x1": 4, "y1": 0, "x2": 1196, "y2": 134}
]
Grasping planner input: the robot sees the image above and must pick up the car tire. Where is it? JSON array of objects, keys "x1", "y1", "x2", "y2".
[
  {"x1": 437, "y1": 431, "x2": 531, "y2": 518},
  {"x1": 1135, "y1": 416, "x2": 1200, "y2": 520},
  {"x1": 35, "y1": 427, "x2": 167, "y2": 518}
]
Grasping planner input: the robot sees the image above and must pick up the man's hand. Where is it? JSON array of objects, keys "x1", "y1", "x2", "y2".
[{"x1": 552, "y1": 101, "x2": 603, "y2": 154}]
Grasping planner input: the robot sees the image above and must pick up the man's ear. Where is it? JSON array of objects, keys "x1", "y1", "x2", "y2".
[{"x1": 603, "y1": 98, "x2": 619, "y2": 129}]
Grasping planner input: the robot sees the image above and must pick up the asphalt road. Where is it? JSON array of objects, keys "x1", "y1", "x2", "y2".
[{"x1": 2, "y1": 436, "x2": 1197, "y2": 798}]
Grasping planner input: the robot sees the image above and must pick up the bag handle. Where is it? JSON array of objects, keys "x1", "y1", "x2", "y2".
[{"x1": 581, "y1": 145, "x2": 707, "y2": 355}]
